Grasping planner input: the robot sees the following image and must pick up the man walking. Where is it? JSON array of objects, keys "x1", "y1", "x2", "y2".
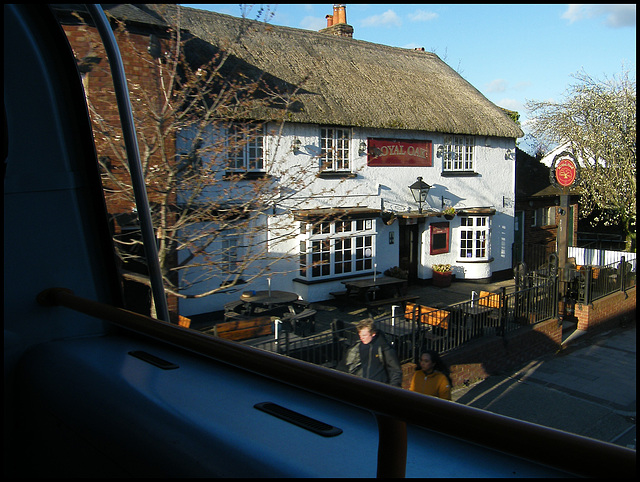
[{"x1": 340, "y1": 318, "x2": 403, "y2": 387}]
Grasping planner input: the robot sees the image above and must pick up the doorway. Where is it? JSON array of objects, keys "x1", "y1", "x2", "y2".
[{"x1": 399, "y1": 222, "x2": 420, "y2": 282}]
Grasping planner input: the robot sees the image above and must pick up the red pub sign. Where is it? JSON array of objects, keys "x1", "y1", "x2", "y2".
[
  {"x1": 367, "y1": 138, "x2": 432, "y2": 167},
  {"x1": 555, "y1": 158, "x2": 577, "y2": 187}
]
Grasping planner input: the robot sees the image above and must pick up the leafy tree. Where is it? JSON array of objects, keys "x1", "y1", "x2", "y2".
[{"x1": 526, "y1": 68, "x2": 636, "y2": 251}]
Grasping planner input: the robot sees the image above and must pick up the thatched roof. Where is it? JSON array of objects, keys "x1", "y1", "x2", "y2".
[{"x1": 123, "y1": 4, "x2": 524, "y2": 138}]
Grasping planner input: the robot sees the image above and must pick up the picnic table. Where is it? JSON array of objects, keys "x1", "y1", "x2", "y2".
[{"x1": 341, "y1": 276, "x2": 407, "y2": 301}]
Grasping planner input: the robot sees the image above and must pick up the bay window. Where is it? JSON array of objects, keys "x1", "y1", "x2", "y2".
[
  {"x1": 300, "y1": 218, "x2": 375, "y2": 279},
  {"x1": 459, "y1": 216, "x2": 489, "y2": 259}
]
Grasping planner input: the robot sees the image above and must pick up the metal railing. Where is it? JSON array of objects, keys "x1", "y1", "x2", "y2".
[
  {"x1": 251, "y1": 256, "x2": 636, "y2": 366},
  {"x1": 565, "y1": 256, "x2": 637, "y2": 305},
  {"x1": 253, "y1": 277, "x2": 560, "y2": 366}
]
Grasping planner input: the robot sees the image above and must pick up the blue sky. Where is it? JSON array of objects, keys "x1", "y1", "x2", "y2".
[{"x1": 182, "y1": 4, "x2": 636, "y2": 154}]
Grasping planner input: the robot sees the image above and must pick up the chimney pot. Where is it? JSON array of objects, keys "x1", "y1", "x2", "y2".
[
  {"x1": 320, "y1": 5, "x2": 353, "y2": 38},
  {"x1": 337, "y1": 5, "x2": 346, "y2": 24},
  {"x1": 326, "y1": 14, "x2": 333, "y2": 27}
]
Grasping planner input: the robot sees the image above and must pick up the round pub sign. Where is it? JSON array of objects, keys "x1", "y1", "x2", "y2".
[
  {"x1": 550, "y1": 151, "x2": 579, "y2": 188},
  {"x1": 555, "y1": 158, "x2": 577, "y2": 187}
]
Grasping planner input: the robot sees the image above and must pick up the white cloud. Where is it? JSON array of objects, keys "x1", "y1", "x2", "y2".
[
  {"x1": 299, "y1": 15, "x2": 326, "y2": 31},
  {"x1": 408, "y1": 9, "x2": 438, "y2": 22},
  {"x1": 562, "y1": 4, "x2": 636, "y2": 28},
  {"x1": 598, "y1": 4, "x2": 636, "y2": 27},
  {"x1": 495, "y1": 98, "x2": 522, "y2": 112},
  {"x1": 361, "y1": 10, "x2": 402, "y2": 28},
  {"x1": 485, "y1": 79, "x2": 508, "y2": 93},
  {"x1": 514, "y1": 81, "x2": 532, "y2": 91}
]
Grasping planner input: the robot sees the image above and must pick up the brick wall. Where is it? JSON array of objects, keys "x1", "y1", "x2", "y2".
[
  {"x1": 62, "y1": 24, "x2": 176, "y2": 213},
  {"x1": 402, "y1": 286, "x2": 635, "y2": 390},
  {"x1": 401, "y1": 317, "x2": 562, "y2": 389},
  {"x1": 574, "y1": 286, "x2": 636, "y2": 332},
  {"x1": 63, "y1": 22, "x2": 179, "y2": 317}
]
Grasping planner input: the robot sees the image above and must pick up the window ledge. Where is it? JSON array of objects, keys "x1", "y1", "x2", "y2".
[
  {"x1": 293, "y1": 271, "x2": 379, "y2": 285},
  {"x1": 456, "y1": 257, "x2": 494, "y2": 264},
  {"x1": 316, "y1": 171, "x2": 357, "y2": 179},
  {"x1": 224, "y1": 171, "x2": 270, "y2": 180},
  {"x1": 440, "y1": 171, "x2": 479, "y2": 177}
]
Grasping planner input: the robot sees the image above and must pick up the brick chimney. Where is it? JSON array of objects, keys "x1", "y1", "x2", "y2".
[
  {"x1": 319, "y1": 4, "x2": 353, "y2": 38},
  {"x1": 335, "y1": 4, "x2": 346, "y2": 24}
]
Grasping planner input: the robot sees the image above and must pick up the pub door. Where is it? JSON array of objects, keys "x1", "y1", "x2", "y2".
[{"x1": 399, "y1": 223, "x2": 420, "y2": 282}]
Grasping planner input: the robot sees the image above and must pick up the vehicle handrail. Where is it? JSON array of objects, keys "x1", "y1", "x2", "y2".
[
  {"x1": 38, "y1": 287, "x2": 636, "y2": 478},
  {"x1": 85, "y1": 4, "x2": 170, "y2": 321}
]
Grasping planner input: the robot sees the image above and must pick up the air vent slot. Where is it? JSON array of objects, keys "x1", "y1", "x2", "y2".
[
  {"x1": 254, "y1": 402, "x2": 343, "y2": 437},
  {"x1": 128, "y1": 350, "x2": 179, "y2": 370}
]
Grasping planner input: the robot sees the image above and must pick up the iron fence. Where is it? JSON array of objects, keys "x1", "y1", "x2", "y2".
[
  {"x1": 565, "y1": 256, "x2": 636, "y2": 305},
  {"x1": 251, "y1": 277, "x2": 560, "y2": 366},
  {"x1": 250, "y1": 256, "x2": 635, "y2": 367},
  {"x1": 250, "y1": 319, "x2": 359, "y2": 369}
]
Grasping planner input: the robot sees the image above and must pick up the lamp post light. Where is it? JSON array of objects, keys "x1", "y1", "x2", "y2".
[{"x1": 409, "y1": 176, "x2": 431, "y2": 213}]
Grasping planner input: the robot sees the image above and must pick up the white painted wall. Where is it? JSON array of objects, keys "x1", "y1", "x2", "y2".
[{"x1": 178, "y1": 122, "x2": 516, "y2": 315}]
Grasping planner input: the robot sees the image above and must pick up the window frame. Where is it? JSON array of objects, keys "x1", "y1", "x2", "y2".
[
  {"x1": 459, "y1": 215, "x2": 489, "y2": 260},
  {"x1": 220, "y1": 235, "x2": 240, "y2": 275},
  {"x1": 227, "y1": 123, "x2": 266, "y2": 172},
  {"x1": 442, "y1": 135, "x2": 475, "y2": 172},
  {"x1": 299, "y1": 218, "x2": 376, "y2": 280},
  {"x1": 532, "y1": 207, "x2": 557, "y2": 227},
  {"x1": 320, "y1": 127, "x2": 351, "y2": 172}
]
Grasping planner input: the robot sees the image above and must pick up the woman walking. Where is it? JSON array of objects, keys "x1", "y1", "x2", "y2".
[{"x1": 409, "y1": 350, "x2": 452, "y2": 400}]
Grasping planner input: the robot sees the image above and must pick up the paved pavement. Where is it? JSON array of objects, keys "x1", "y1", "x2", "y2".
[{"x1": 452, "y1": 321, "x2": 636, "y2": 450}]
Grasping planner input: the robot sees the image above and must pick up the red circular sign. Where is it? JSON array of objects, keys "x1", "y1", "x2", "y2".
[{"x1": 555, "y1": 158, "x2": 577, "y2": 187}]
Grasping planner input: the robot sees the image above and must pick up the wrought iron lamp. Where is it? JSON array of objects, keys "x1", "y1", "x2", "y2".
[
  {"x1": 358, "y1": 141, "x2": 367, "y2": 156},
  {"x1": 409, "y1": 177, "x2": 431, "y2": 213}
]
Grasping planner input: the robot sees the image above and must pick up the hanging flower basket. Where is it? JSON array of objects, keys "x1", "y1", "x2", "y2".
[{"x1": 443, "y1": 207, "x2": 456, "y2": 220}]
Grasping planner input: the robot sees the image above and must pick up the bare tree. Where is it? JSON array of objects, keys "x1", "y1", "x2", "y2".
[
  {"x1": 71, "y1": 8, "x2": 342, "y2": 316},
  {"x1": 526, "y1": 68, "x2": 636, "y2": 251}
]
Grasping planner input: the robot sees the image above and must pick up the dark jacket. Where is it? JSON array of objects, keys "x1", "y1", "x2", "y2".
[{"x1": 340, "y1": 331, "x2": 403, "y2": 387}]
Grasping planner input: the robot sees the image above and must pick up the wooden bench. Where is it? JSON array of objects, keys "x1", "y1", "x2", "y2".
[
  {"x1": 212, "y1": 316, "x2": 274, "y2": 341},
  {"x1": 477, "y1": 291, "x2": 505, "y2": 333},
  {"x1": 330, "y1": 287, "x2": 380, "y2": 300},
  {"x1": 404, "y1": 303, "x2": 451, "y2": 345},
  {"x1": 477, "y1": 291, "x2": 502, "y2": 308},
  {"x1": 404, "y1": 302, "x2": 450, "y2": 330}
]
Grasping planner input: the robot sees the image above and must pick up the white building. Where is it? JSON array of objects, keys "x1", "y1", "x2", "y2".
[{"x1": 158, "y1": 5, "x2": 524, "y2": 316}]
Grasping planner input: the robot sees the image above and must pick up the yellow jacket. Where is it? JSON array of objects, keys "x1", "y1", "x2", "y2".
[{"x1": 409, "y1": 370, "x2": 451, "y2": 400}]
